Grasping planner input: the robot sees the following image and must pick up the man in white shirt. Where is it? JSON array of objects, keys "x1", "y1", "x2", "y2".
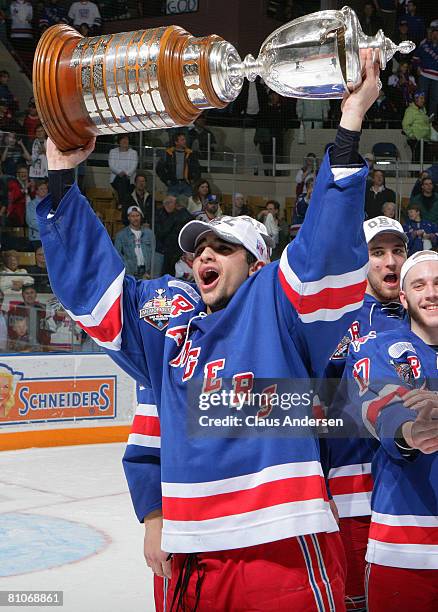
[
  {"x1": 68, "y1": 1, "x2": 101, "y2": 32},
  {"x1": 108, "y1": 135, "x2": 138, "y2": 208}
]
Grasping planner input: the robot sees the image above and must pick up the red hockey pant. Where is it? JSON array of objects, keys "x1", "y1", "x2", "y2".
[{"x1": 339, "y1": 516, "x2": 370, "y2": 611}]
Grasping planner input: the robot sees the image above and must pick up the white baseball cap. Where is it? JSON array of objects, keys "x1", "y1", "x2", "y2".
[
  {"x1": 127, "y1": 205, "x2": 143, "y2": 216},
  {"x1": 363, "y1": 216, "x2": 408, "y2": 245},
  {"x1": 400, "y1": 250, "x2": 438, "y2": 288},
  {"x1": 178, "y1": 215, "x2": 273, "y2": 263}
]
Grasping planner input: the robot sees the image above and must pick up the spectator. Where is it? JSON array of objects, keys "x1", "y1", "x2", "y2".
[
  {"x1": 258, "y1": 199, "x2": 280, "y2": 246},
  {"x1": 26, "y1": 246, "x2": 51, "y2": 293},
  {"x1": 156, "y1": 132, "x2": 200, "y2": 197},
  {"x1": 44, "y1": 299, "x2": 82, "y2": 352},
  {"x1": 187, "y1": 179, "x2": 211, "y2": 215},
  {"x1": 29, "y1": 125, "x2": 48, "y2": 180},
  {"x1": 155, "y1": 195, "x2": 192, "y2": 275},
  {"x1": 359, "y1": 2, "x2": 384, "y2": 37},
  {"x1": 293, "y1": 177, "x2": 314, "y2": 224},
  {"x1": 175, "y1": 253, "x2": 194, "y2": 282},
  {"x1": 364, "y1": 89, "x2": 397, "y2": 128},
  {"x1": 0, "y1": 71, "x2": 18, "y2": 114},
  {"x1": 254, "y1": 90, "x2": 289, "y2": 176},
  {"x1": 3, "y1": 165, "x2": 32, "y2": 227},
  {"x1": 296, "y1": 99, "x2": 330, "y2": 130},
  {"x1": 410, "y1": 170, "x2": 432, "y2": 198},
  {"x1": 1, "y1": 132, "x2": 31, "y2": 176},
  {"x1": 68, "y1": 1, "x2": 102, "y2": 34},
  {"x1": 365, "y1": 169, "x2": 396, "y2": 219},
  {"x1": 39, "y1": 0, "x2": 68, "y2": 33},
  {"x1": 402, "y1": 91, "x2": 431, "y2": 160},
  {"x1": 9, "y1": 0, "x2": 34, "y2": 54},
  {"x1": 0, "y1": 99, "x2": 18, "y2": 133},
  {"x1": 124, "y1": 172, "x2": 152, "y2": 225},
  {"x1": 8, "y1": 284, "x2": 48, "y2": 350},
  {"x1": 403, "y1": 203, "x2": 438, "y2": 254},
  {"x1": 0, "y1": 289, "x2": 7, "y2": 351},
  {"x1": 114, "y1": 205, "x2": 155, "y2": 279},
  {"x1": 404, "y1": 1, "x2": 425, "y2": 45},
  {"x1": 374, "y1": 0, "x2": 397, "y2": 38},
  {"x1": 195, "y1": 195, "x2": 221, "y2": 222},
  {"x1": 0, "y1": 250, "x2": 33, "y2": 293},
  {"x1": 232, "y1": 193, "x2": 253, "y2": 217},
  {"x1": 387, "y1": 60, "x2": 417, "y2": 110},
  {"x1": 393, "y1": 18, "x2": 415, "y2": 59},
  {"x1": 187, "y1": 114, "x2": 216, "y2": 159},
  {"x1": 295, "y1": 153, "x2": 317, "y2": 197},
  {"x1": 232, "y1": 77, "x2": 267, "y2": 125},
  {"x1": 26, "y1": 180, "x2": 48, "y2": 248},
  {"x1": 381, "y1": 201, "x2": 397, "y2": 218},
  {"x1": 7, "y1": 315, "x2": 30, "y2": 352},
  {"x1": 108, "y1": 134, "x2": 138, "y2": 208},
  {"x1": 23, "y1": 98, "x2": 41, "y2": 141},
  {"x1": 410, "y1": 176, "x2": 438, "y2": 223},
  {"x1": 412, "y1": 21, "x2": 438, "y2": 115}
]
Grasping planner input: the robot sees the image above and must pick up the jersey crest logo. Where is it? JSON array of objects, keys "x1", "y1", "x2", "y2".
[
  {"x1": 391, "y1": 360, "x2": 415, "y2": 387},
  {"x1": 139, "y1": 289, "x2": 172, "y2": 331},
  {"x1": 330, "y1": 321, "x2": 360, "y2": 360}
]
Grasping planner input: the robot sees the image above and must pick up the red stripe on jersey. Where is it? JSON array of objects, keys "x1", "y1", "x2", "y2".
[
  {"x1": 329, "y1": 474, "x2": 373, "y2": 496},
  {"x1": 278, "y1": 269, "x2": 367, "y2": 314},
  {"x1": 163, "y1": 475, "x2": 328, "y2": 521},
  {"x1": 131, "y1": 414, "x2": 161, "y2": 437},
  {"x1": 370, "y1": 522, "x2": 438, "y2": 546},
  {"x1": 366, "y1": 386, "x2": 408, "y2": 426},
  {"x1": 77, "y1": 296, "x2": 122, "y2": 342}
]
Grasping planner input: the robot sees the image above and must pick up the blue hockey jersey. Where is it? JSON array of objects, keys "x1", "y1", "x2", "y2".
[
  {"x1": 37, "y1": 152, "x2": 369, "y2": 553},
  {"x1": 325, "y1": 295, "x2": 406, "y2": 518},
  {"x1": 343, "y1": 328, "x2": 438, "y2": 569}
]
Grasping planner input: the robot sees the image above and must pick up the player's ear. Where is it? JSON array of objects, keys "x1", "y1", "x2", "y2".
[
  {"x1": 248, "y1": 261, "x2": 265, "y2": 277},
  {"x1": 400, "y1": 290, "x2": 408, "y2": 310}
]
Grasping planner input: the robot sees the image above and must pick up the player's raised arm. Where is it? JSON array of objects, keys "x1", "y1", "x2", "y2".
[{"x1": 278, "y1": 50, "x2": 380, "y2": 375}]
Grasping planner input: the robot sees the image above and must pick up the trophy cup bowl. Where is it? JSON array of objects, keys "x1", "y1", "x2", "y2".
[{"x1": 33, "y1": 6, "x2": 415, "y2": 151}]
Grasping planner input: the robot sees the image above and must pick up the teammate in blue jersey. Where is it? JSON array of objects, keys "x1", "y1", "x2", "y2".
[
  {"x1": 323, "y1": 216, "x2": 408, "y2": 612},
  {"x1": 38, "y1": 51, "x2": 381, "y2": 611},
  {"x1": 342, "y1": 250, "x2": 438, "y2": 611}
]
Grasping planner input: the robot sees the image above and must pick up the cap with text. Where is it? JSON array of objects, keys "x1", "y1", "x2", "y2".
[
  {"x1": 400, "y1": 250, "x2": 438, "y2": 288},
  {"x1": 179, "y1": 215, "x2": 273, "y2": 263},
  {"x1": 364, "y1": 216, "x2": 408, "y2": 244}
]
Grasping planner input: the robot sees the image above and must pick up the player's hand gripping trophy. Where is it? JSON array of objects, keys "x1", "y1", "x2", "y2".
[{"x1": 33, "y1": 5, "x2": 414, "y2": 151}]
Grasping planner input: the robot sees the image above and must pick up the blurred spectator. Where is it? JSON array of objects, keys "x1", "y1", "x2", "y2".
[
  {"x1": 374, "y1": 0, "x2": 397, "y2": 38},
  {"x1": 233, "y1": 77, "x2": 267, "y2": 125},
  {"x1": 23, "y1": 98, "x2": 42, "y2": 141},
  {"x1": 187, "y1": 114, "x2": 216, "y2": 159},
  {"x1": 394, "y1": 18, "x2": 414, "y2": 59},
  {"x1": 0, "y1": 289, "x2": 6, "y2": 351},
  {"x1": 410, "y1": 176, "x2": 438, "y2": 223},
  {"x1": 68, "y1": 1, "x2": 101, "y2": 34},
  {"x1": 0, "y1": 99, "x2": 17, "y2": 133},
  {"x1": 258, "y1": 200, "x2": 280, "y2": 246},
  {"x1": 0, "y1": 71, "x2": 18, "y2": 114},
  {"x1": 108, "y1": 134, "x2": 138, "y2": 208},
  {"x1": 26, "y1": 246, "x2": 51, "y2": 293},
  {"x1": 156, "y1": 132, "x2": 200, "y2": 197},
  {"x1": 26, "y1": 180, "x2": 48, "y2": 248},
  {"x1": 296, "y1": 99, "x2": 330, "y2": 129},
  {"x1": 29, "y1": 125, "x2": 48, "y2": 179},
  {"x1": 99, "y1": 0, "x2": 129, "y2": 21},
  {"x1": 8, "y1": 315, "x2": 29, "y2": 352},
  {"x1": 412, "y1": 21, "x2": 438, "y2": 116},
  {"x1": 39, "y1": 0, "x2": 68, "y2": 32},
  {"x1": 114, "y1": 205, "x2": 155, "y2": 279},
  {"x1": 387, "y1": 60, "x2": 417, "y2": 111},
  {"x1": 295, "y1": 153, "x2": 317, "y2": 197},
  {"x1": 359, "y1": 2, "x2": 384, "y2": 36},
  {"x1": 124, "y1": 172, "x2": 152, "y2": 225},
  {"x1": 187, "y1": 179, "x2": 211, "y2": 215},
  {"x1": 404, "y1": 1, "x2": 426, "y2": 45},
  {"x1": 382, "y1": 201, "x2": 397, "y2": 218},
  {"x1": 44, "y1": 299, "x2": 82, "y2": 352},
  {"x1": 410, "y1": 170, "x2": 432, "y2": 198},
  {"x1": 0, "y1": 250, "x2": 33, "y2": 293},
  {"x1": 365, "y1": 89, "x2": 397, "y2": 128},
  {"x1": 402, "y1": 91, "x2": 432, "y2": 160},
  {"x1": 175, "y1": 253, "x2": 194, "y2": 282},
  {"x1": 195, "y1": 195, "x2": 221, "y2": 222},
  {"x1": 403, "y1": 203, "x2": 438, "y2": 254},
  {"x1": 8, "y1": 284, "x2": 47, "y2": 350},
  {"x1": 254, "y1": 90, "x2": 289, "y2": 176},
  {"x1": 232, "y1": 193, "x2": 253, "y2": 217},
  {"x1": 0, "y1": 6, "x2": 6, "y2": 45},
  {"x1": 3, "y1": 165, "x2": 32, "y2": 227},
  {"x1": 155, "y1": 195, "x2": 192, "y2": 275},
  {"x1": 365, "y1": 169, "x2": 396, "y2": 219},
  {"x1": 293, "y1": 177, "x2": 314, "y2": 224},
  {"x1": 1, "y1": 132, "x2": 31, "y2": 176},
  {"x1": 9, "y1": 0, "x2": 34, "y2": 55}
]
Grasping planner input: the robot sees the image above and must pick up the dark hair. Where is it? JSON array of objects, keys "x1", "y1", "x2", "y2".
[
  {"x1": 117, "y1": 134, "x2": 129, "y2": 144},
  {"x1": 134, "y1": 172, "x2": 147, "y2": 183},
  {"x1": 22, "y1": 284, "x2": 35, "y2": 293},
  {"x1": 0, "y1": 70, "x2": 9, "y2": 77},
  {"x1": 373, "y1": 169, "x2": 385, "y2": 181},
  {"x1": 408, "y1": 203, "x2": 421, "y2": 211},
  {"x1": 246, "y1": 251, "x2": 257, "y2": 266},
  {"x1": 192, "y1": 178, "x2": 211, "y2": 199},
  {"x1": 421, "y1": 176, "x2": 433, "y2": 185},
  {"x1": 266, "y1": 199, "x2": 280, "y2": 211},
  {"x1": 174, "y1": 131, "x2": 186, "y2": 143}
]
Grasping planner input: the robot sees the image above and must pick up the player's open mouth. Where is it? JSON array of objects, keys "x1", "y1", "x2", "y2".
[
  {"x1": 200, "y1": 268, "x2": 220, "y2": 289},
  {"x1": 383, "y1": 274, "x2": 398, "y2": 286},
  {"x1": 424, "y1": 305, "x2": 438, "y2": 311}
]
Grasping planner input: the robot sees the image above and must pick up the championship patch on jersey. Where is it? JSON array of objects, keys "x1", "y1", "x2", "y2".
[
  {"x1": 139, "y1": 289, "x2": 172, "y2": 330},
  {"x1": 391, "y1": 360, "x2": 415, "y2": 387},
  {"x1": 330, "y1": 321, "x2": 360, "y2": 360}
]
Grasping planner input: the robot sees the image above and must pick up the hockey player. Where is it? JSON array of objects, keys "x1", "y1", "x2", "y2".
[
  {"x1": 342, "y1": 250, "x2": 438, "y2": 611},
  {"x1": 324, "y1": 216, "x2": 408, "y2": 611},
  {"x1": 37, "y1": 52, "x2": 380, "y2": 610}
]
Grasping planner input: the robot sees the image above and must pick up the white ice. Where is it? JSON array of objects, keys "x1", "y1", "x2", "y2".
[{"x1": 0, "y1": 443, "x2": 155, "y2": 611}]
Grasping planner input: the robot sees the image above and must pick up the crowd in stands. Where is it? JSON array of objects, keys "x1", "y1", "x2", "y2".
[{"x1": 0, "y1": 1, "x2": 438, "y2": 353}]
